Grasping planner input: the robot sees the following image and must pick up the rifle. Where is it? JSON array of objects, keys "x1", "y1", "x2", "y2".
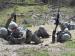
[
  {"x1": 5, "y1": 12, "x2": 16, "y2": 29},
  {"x1": 52, "y1": 9, "x2": 60, "y2": 43}
]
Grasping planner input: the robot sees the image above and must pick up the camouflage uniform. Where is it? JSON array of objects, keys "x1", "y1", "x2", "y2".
[{"x1": 57, "y1": 29, "x2": 71, "y2": 43}]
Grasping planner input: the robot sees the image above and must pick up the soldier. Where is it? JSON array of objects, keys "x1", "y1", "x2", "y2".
[
  {"x1": 6, "y1": 20, "x2": 26, "y2": 44},
  {"x1": 25, "y1": 29, "x2": 32, "y2": 44},
  {"x1": 0, "y1": 13, "x2": 17, "y2": 41},
  {"x1": 8, "y1": 23, "x2": 41, "y2": 44},
  {"x1": 57, "y1": 28, "x2": 71, "y2": 43},
  {"x1": 2, "y1": 13, "x2": 26, "y2": 44},
  {"x1": 34, "y1": 26, "x2": 50, "y2": 38},
  {"x1": 0, "y1": 11, "x2": 43, "y2": 44},
  {"x1": 31, "y1": 33, "x2": 42, "y2": 44}
]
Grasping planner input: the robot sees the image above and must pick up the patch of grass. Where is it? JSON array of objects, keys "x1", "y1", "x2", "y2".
[
  {"x1": 16, "y1": 48, "x2": 49, "y2": 56},
  {"x1": 64, "y1": 30, "x2": 75, "y2": 48},
  {"x1": 64, "y1": 40, "x2": 75, "y2": 48},
  {"x1": 26, "y1": 24, "x2": 32, "y2": 27},
  {"x1": 62, "y1": 51, "x2": 75, "y2": 56},
  {"x1": 0, "y1": 5, "x2": 48, "y2": 26},
  {"x1": 25, "y1": 0, "x2": 35, "y2": 4}
]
